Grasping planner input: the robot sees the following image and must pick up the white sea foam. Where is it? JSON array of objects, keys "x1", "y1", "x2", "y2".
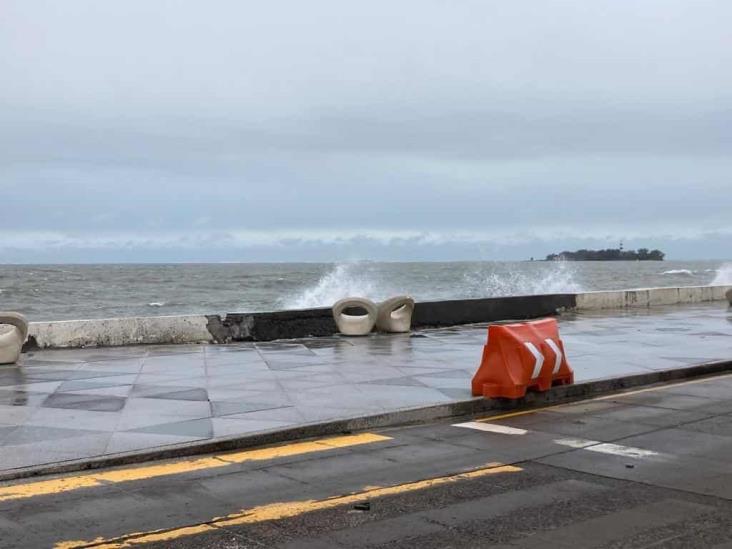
[
  {"x1": 711, "y1": 263, "x2": 732, "y2": 285},
  {"x1": 462, "y1": 261, "x2": 583, "y2": 297},
  {"x1": 283, "y1": 263, "x2": 385, "y2": 309},
  {"x1": 661, "y1": 269, "x2": 694, "y2": 276},
  {"x1": 283, "y1": 261, "x2": 583, "y2": 309},
  {"x1": 147, "y1": 302, "x2": 166, "y2": 307}
]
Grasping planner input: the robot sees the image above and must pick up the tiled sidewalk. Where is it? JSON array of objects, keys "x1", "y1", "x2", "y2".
[{"x1": 1, "y1": 302, "x2": 730, "y2": 473}]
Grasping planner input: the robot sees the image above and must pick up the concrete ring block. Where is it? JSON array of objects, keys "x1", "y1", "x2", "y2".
[
  {"x1": 332, "y1": 298, "x2": 378, "y2": 336},
  {"x1": 376, "y1": 296, "x2": 415, "y2": 333},
  {"x1": 0, "y1": 312, "x2": 29, "y2": 364}
]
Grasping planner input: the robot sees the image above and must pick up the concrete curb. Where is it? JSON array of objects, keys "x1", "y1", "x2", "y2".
[{"x1": 2, "y1": 358, "x2": 731, "y2": 482}]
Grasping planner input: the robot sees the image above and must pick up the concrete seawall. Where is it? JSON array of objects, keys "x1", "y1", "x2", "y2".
[
  {"x1": 22, "y1": 284, "x2": 732, "y2": 350},
  {"x1": 575, "y1": 285, "x2": 731, "y2": 310}
]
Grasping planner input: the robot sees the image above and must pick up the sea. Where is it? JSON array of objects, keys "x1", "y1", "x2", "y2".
[{"x1": 0, "y1": 260, "x2": 730, "y2": 322}]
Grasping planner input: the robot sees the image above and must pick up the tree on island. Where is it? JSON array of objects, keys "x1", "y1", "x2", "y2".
[{"x1": 546, "y1": 248, "x2": 665, "y2": 261}]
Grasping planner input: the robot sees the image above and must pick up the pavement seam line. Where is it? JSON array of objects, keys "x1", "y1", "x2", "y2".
[
  {"x1": 54, "y1": 462, "x2": 523, "y2": 549},
  {"x1": 0, "y1": 433, "x2": 391, "y2": 503}
]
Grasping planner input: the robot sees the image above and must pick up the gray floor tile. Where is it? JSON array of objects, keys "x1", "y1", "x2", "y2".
[
  {"x1": 129, "y1": 417, "x2": 214, "y2": 438},
  {"x1": 146, "y1": 344, "x2": 204, "y2": 356},
  {"x1": 211, "y1": 401, "x2": 289, "y2": 417},
  {"x1": 105, "y1": 432, "x2": 206, "y2": 454},
  {"x1": 18, "y1": 432, "x2": 113, "y2": 455},
  {"x1": 62, "y1": 370, "x2": 137, "y2": 381},
  {"x1": 0, "y1": 425, "x2": 18, "y2": 443},
  {"x1": 0, "y1": 371, "x2": 72, "y2": 385},
  {"x1": 66, "y1": 385, "x2": 134, "y2": 398},
  {"x1": 438, "y1": 388, "x2": 474, "y2": 399},
  {"x1": 362, "y1": 376, "x2": 429, "y2": 388},
  {"x1": 41, "y1": 393, "x2": 127, "y2": 412},
  {"x1": 131, "y1": 384, "x2": 207, "y2": 399},
  {"x1": 57, "y1": 379, "x2": 133, "y2": 392},
  {"x1": 211, "y1": 417, "x2": 296, "y2": 437},
  {"x1": 115, "y1": 410, "x2": 206, "y2": 431},
  {"x1": 221, "y1": 406, "x2": 305, "y2": 423},
  {"x1": 2, "y1": 425, "x2": 103, "y2": 446},
  {"x1": 122, "y1": 397, "x2": 211, "y2": 417},
  {"x1": 0, "y1": 404, "x2": 37, "y2": 424},
  {"x1": 142, "y1": 388, "x2": 209, "y2": 401},
  {"x1": 134, "y1": 374, "x2": 208, "y2": 387},
  {"x1": 0, "y1": 446, "x2": 101, "y2": 470},
  {"x1": 1, "y1": 381, "x2": 65, "y2": 393},
  {"x1": 25, "y1": 407, "x2": 123, "y2": 431},
  {"x1": 81, "y1": 358, "x2": 145, "y2": 372},
  {"x1": 0, "y1": 390, "x2": 51, "y2": 407},
  {"x1": 414, "y1": 376, "x2": 471, "y2": 389},
  {"x1": 278, "y1": 377, "x2": 343, "y2": 391},
  {"x1": 150, "y1": 376, "x2": 210, "y2": 388}
]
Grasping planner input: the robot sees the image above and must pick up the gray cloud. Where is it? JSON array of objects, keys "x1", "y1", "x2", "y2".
[{"x1": 1, "y1": 0, "x2": 730, "y2": 262}]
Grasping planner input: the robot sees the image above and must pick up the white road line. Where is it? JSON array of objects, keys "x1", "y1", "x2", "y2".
[
  {"x1": 554, "y1": 438, "x2": 662, "y2": 459},
  {"x1": 453, "y1": 421, "x2": 528, "y2": 435},
  {"x1": 523, "y1": 341, "x2": 545, "y2": 379},
  {"x1": 552, "y1": 438, "x2": 598, "y2": 449},
  {"x1": 454, "y1": 425, "x2": 666, "y2": 460}
]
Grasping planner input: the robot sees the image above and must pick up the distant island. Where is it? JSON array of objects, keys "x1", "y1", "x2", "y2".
[{"x1": 546, "y1": 248, "x2": 665, "y2": 261}]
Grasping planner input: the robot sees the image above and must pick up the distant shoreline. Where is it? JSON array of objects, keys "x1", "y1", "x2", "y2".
[{"x1": 545, "y1": 248, "x2": 665, "y2": 261}]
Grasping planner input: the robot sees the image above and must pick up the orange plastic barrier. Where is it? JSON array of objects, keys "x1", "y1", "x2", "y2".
[{"x1": 471, "y1": 318, "x2": 574, "y2": 399}]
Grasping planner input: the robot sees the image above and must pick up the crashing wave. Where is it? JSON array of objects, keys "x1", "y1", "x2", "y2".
[
  {"x1": 282, "y1": 261, "x2": 583, "y2": 309},
  {"x1": 282, "y1": 263, "x2": 385, "y2": 309},
  {"x1": 711, "y1": 264, "x2": 732, "y2": 285}
]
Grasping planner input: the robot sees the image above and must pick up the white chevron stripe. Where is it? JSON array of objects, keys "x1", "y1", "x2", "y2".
[
  {"x1": 544, "y1": 338, "x2": 563, "y2": 374},
  {"x1": 523, "y1": 342, "x2": 544, "y2": 379}
]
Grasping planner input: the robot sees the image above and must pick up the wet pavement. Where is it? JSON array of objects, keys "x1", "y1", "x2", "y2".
[
  {"x1": 0, "y1": 302, "x2": 730, "y2": 474},
  {"x1": 2, "y1": 371, "x2": 732, "y2": 548}
]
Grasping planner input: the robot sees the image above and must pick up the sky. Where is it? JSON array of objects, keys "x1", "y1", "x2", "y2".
[{"x1": 1, "y1": 0, "x2": 730, "y2": 263}]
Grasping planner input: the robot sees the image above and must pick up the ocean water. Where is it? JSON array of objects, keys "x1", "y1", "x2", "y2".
[{"x1": 0, "y1": 260, "x2": 730, "y2": 321}]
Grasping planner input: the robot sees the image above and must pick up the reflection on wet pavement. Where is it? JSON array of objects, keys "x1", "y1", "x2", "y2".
[{"x1": 0, "y1": 302, "x2": 730, "y2": 473}]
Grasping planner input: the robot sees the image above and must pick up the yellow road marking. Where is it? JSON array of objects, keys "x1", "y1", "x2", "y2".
[
  {"x1": 56, "y1": 462, "x2": 522, "y2": 549},
  {"x1": 0, "y1": 433, "x2": 390, "y2": 503},
  {"x1": 476, "y1": 372, "x2": 732, "y2": 423}
]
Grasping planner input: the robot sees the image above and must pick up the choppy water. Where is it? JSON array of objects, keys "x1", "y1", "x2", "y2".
[{"x1": 0, "y1": 260, "x2": 730, "y2": 321}]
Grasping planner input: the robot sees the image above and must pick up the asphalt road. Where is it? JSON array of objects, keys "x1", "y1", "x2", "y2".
[{"x1": 2, "y1": 373, "x2": 732, "y2": 548}]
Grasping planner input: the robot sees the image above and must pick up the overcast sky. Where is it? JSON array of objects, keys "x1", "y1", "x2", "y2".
[{"x1": 1, "y1": 0, "x2": 730, "y2": 263}]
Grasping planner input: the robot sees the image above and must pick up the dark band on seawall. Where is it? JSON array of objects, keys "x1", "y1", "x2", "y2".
[{"x1": 205, "y1": 293, "x2": 578, "y2": 343}]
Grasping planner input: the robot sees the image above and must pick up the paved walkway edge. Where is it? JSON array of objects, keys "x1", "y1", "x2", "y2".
[{"x1": 2, "y1": 358, "x2": 731, "y2": 482}]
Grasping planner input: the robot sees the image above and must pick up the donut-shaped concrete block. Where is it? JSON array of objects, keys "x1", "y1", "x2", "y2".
[
  {"x1": 376, "y1": 296, "x2": 415, "y2": 333},
  {"x1": 0, "y1": 312, "x2": 29, "y2": 365},
  {"x1": 332, "y1": 298, "x2": 378, "y2": 336}
]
